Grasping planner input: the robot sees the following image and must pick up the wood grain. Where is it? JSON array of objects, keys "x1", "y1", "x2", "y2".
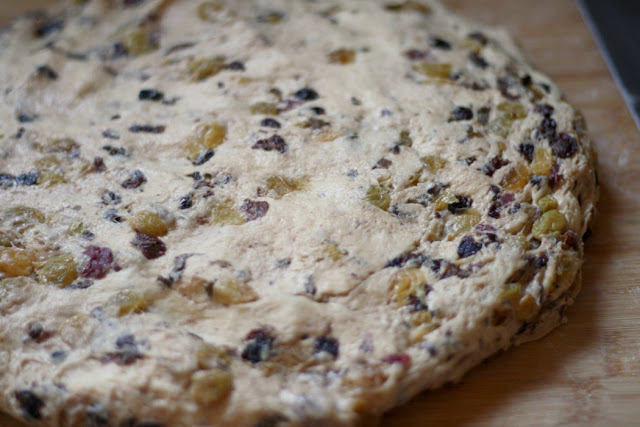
[{"x1": 1, "y1": 0, "x2": 639, "y2": 426}]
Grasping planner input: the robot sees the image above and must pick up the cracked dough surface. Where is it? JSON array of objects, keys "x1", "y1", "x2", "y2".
[{"x1": 0, "y1": 0, "x2": 597, "y2": 425}]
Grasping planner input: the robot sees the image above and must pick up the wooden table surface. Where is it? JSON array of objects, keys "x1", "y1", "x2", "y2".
[{"x1": 1, "y1": 0, "x2": 639, "y2": 425}]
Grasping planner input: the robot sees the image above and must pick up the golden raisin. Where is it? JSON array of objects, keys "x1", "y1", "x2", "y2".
[
  {"x1": 0, "y1": 248, "x2": 35, "y2": 277},
  {"x1": 500, "y1": 164, "x2": 531, "y2": 192},
  {"x1": 389, "y1": 268, "x2": 426, "y2": 306},
  {"x1": 189, "y1": 57, "x2": 226, "y2": 81},
  {"x1": 190, "y1": 369, "x2": 233, "y2": 405},
  {"x1": 412, "y1": 62, "x2": 451, "y2": 80},
  {"x1": 265, "y1": 176, "x2": 307, "y2": 198},
  {"x1": 213, "y1": 279, "x2": 257, "y2": 305},
  {"x1": 250, "y1": 102, "x2": 280, "y2": 115},
  {"x1": 129, "y1": 210, "x2": 168, "y2": 237},
  {"x1": 36, "y1": 253, "x2": 78, "y2": 287},
  {"x1": 186, "y1": 122, "x2": 227, "y2": 160},
  {"x1": 197, "y1": 1, "x2": 223, "y2": 21},
  {"x1": 422, "y1": 155, "x2": 447, "y2": 173},
  {"x1": 328, "y1": 48, "x2": 356, "y2": 64},
  {"x1": 499, "y1": 283, "x2": 522, "y2": 305},
  {"x1": 385, "y1": 1, "x2": 432, "y2": 14},
  {"x1": 211, "y1": 202, "x2": 245, "y2": 225},
  {"x1": 123, "y1": 29, "x2": 158, "y2": 55},
  {"x1": 446, "y1": 208, "x2": 481, "y2": 240},
  {"x1": 366, "y1": 184, "x2": 390, "y2": 211},
  {"x1": 531, "y1": 147, "x2": 553, "y2": 175},
  {"x1": 531, "y1": 209, "x2": 567, "y2": 239},
  {"x1": 196, "y1": 343, "x2": 232, "y2": 369},
  {"x1": 537, "y1": 195, "x2": 558, "y2": 213},
  {"x1": 1, "y1": 206, "x2": 45, "y2": 233},
  {"x1": 516, "y1": 294, "x2": 539, "y2": 321},
  {"x1": 114, "y1": 289, "x2": 148, "y2": 316}
]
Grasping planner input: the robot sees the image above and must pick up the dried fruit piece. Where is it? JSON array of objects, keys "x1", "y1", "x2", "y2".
[
  {"x1": 129, "y1": 210, "x2": 168, "y2": 237},
  {"x1": 446, "y1": 208, "x2": 481, "y2": 240},
  {"x1": 81, "y1": 246, "x2": 115, "y2": 279},
  {"x1": 265, "y1": 176, "x2": 308, "y2": 198},
  {"x1": 190, "y1": 369, "x2": 233, "y2": 405},
  {"x1": 422, "y1": 155, "x2": 447, "y2": 173},
  {"x1": 531, "y1": 147, "x2": 553, "y2": 175},
  {"x1": 532, "y1": 209, "x2": 567, "y2": 239},
  {"x1": 328, "y1": 49, "x2": 356, "y2": 64},
  {"x1": 241, "y1": 199, "x2": 270, "y2": 221},
  {"x1": 1, "y1": 206, "x2": 45, "y2": 233},
  {"x1": 214, "y1": 278, "x2": 258, "y2": 305},
  {"x1": 189, "y1": 57, "x2": 226, "y2": 81},
  {"x1": 197, "y1": 1, "x2": 223, "y2": 21},
  {"x1": 384, "y1": 1, "x2": 431, "y2": 14},
  {"x1": 0, "y1": 248, "x2": 35, "y2": 277},
  {"x1": 241, "y1": 329, "x2": 275, "y2": 363},
  {"x1": 488, "y1": 101, "x2": 527, "y2": 137},
  {"x1": 550, "y1": 133, "x2": 578, "y2": 158},
  {"x1": 516, "y1": 294, "x2": 539, "y2": 321},
  {"x1": 413, "y1": 62, "x2": 451, "y2": 80},
  {"x1": 212, "y1": 202, "x2": 246, "y2": 225},
  {"x1": 536, "y1": 195, "x2": 558, "y2": 213},
  {"x1": 389, "y1": 268, "x2": 427, "y2": 306},
  {"x1": 131, "y1": 232, "x2": 166, "y2": 259},
  {"x1": 250, "y1": 102, "x2": 280, "y2": 115},
  {"x1": 366, "y1": 184, "x2": 390, "y2": 211},
  {"x1": 314, "y1": 336, "x2": 339, "y2": 358},
  {"x1": 114, "y1": 289, "x2": 148, "y2": 315},
  {"x1": 36, "y1": 253, "x2": 78, "y2": 287},
  {"x1": 121, "y1": 170, "x2": 146, "y2": 189},
  {"x1": 500, "y1": 164, "x2": 531, "y2": 192},
  {"x1": 499, "y1": 283, "x2": 522, "y2": 305},
  {"x1": 122, "y1": 29, "x2": 158, "y2": 55},
  {"x1": 252, "y1": 135, "x2": 288, "y2": 153}
]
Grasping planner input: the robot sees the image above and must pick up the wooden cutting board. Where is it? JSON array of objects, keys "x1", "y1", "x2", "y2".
[{"x1": 1, "y1": 1, "x2": 639, "y2": 425}]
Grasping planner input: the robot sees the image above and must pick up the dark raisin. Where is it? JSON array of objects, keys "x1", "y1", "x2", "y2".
[
  {"x1": 468, "y1": 31, "x2": 488, "y2": 45},
  {"x1": 538, "y1": 117, "x2": 557, "y2": 138},
  {"x1": 260, "y1": 118, "x2": 281, "y2": 128},
  {"x1": 309, "y1": 106, "x2": 325, "y2": 115},
  {"x1": 103, "y1": 335, "x2": 142, "y2": 365},
  {"x1": 457, "y1": 236, "x2": 482, "y2": 258},
  {"x1": 16, "y1": 172, "x2": 39, "y2": 186},
  {"x1": 241, "y1": 329, "x2": 275, "y2": 364},
  {"x1": 293, "y1": 88, "x2": 319, "y2": 101},
  {"x1": 94, "y1": 157, "x2": 106, "y2": 173},
  {"x1": 374, "y1": 158, "x2": 392, "y2": 169},
  {"x1": 241, "y1": 199, "x2": 269, "y2": 221},
  {"x1": 468, "y1": 52, "x2": 488, "y2": 69},
  {"x1": 14, "y1": 390, "x2": 44, "y2": 419},
  {"x1": 560, "y1": 230, "x2": 580, "y2": 250},
  {"x1": 51, "y1": 350, "x2": 66, "y2": 362},
  {"x1": 518, "y1": 144, "x2": 535, "y2": 162},
  {"x1": 430, "y1": 37, "x2": 451, "y2": 50},
  {"x1": 82, "y1": 246, "x2": 115, "y2": 279},
  {"x1": 447, "y1": 196, "x2": 472, "y2": 214},
  {"x1": 481, "y1": 156, "x2": 509, "y2": 177},
  {"x1": 138, "y1": 89, "x2": 164, "y2": 101},
  {"x1": 449, "y1": 106, "x2": 473, "y2": 121},
  {"x1": 128, "y1": 124, "x2": 165, "y2": 134},
  {"x1": 15, "y1": 127, "x2": 25, "y2": 138},
  {"x1": 121, "y1": 170, "x2": 146, "y2": 189},
  {"x1": 36, "y1": 64, "x2": 58, "y2": 80},
  {"x1": 32, "y1": 13, "x2": 64, "y2": 38},
  {"x1": 549, "y1": 133, "x2": 578, "y2": 158},
  {"x1": 407, "y1": 292, "x2": 430, "y2": 312},
  {"x1": 535, "y1": 103, "x2": 554, "y2": 117},
  {"x1": 252, "y1": 135, "x2": 288, "y2": 153},
  {"x1": 520, "y1": 74, "x2": 532, "y2": 87},
  {"x1": 28, "y1": 323, "x2": 44, "y2": 340},
  {"x1": 488, "y1": 202, "x2": 501, "y2": 218},
  {"x1": 102, "y1": 144, "x2": 126, "y2": 155},
  {"x1": 300, "y1": 117, "x2": 330, "y2": 129},
  {"x1": 497, "y1": 77, "x2": 520, "y2": 101},
  {"x1": 157, "y1": 254, "x2": 191, "y2": 287},
  {"x1": 192, "y1": 149, "x2": 215, "y2": 166},
  {"x1": 351, "y1": 96, "x2": 362, "y2": 106},
  {"x1": 0, "y1": 174, "x2": 16, "y2": 189},
  {"x1": 103, "y1": 209, "x2": 123, "y2": 223},
  {"x1": 18, "y1": 113, "x2": 38, "y2": 123},
  {"x1": 404, "y1": 49, "x2": 429, "y2": 61},
  {"x1": 131, "y1": 232, "x2": 166, "y2": 260},
  {"x1": 85, "y1": 403, "x2": 109, "y2": 427},
  {"x1": 314, "y1": 336, "x2": 339, "y2": 358},
  {"x1": 101, "y1": 191, "x2": 121, "y2": 205},
  {"x1": 477, "y1": 106, "x2": 491, "y2": 125},
  {"x1": 226, "y1": 61, "x2": 245, "y2": 71},
  {"x1": 178, "y1": 194, "x2": 193, "y2": 209}
]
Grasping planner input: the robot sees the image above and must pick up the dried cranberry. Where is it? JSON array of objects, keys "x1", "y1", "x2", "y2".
[
  {"x1": 241, "y1": 199, "x2": 269, "y2": 221},
  {"x1": 314, "y1": 336, "x2": 339, "y2": 358},
  {"x1": 82, "y1": 246, "x2": 115, "y2": 279},
  {"x1": 518, "y1": 143, "x2": 535, "y2": 163},
  {"x1": 549, "y1": 133, "x2": 578, "y2": 158},
  {"x1": 381, "y1": 353, "x2": 411, "y2": 367},
  {"x1": 450, "y1": 106, "x2": 474, "y2": 121},
  {"x1": 131, "y1": 232, "x2": 166, "y2": 260},
  {"x1": 547, "y1": 162, "x2": 562, "y2": 189},
  {"x1": 252, "y1": 135, "x2": 288, "y2": 153},
  {"x1": 457, "y1": 236, "x2": 482, "y2": 258}
]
